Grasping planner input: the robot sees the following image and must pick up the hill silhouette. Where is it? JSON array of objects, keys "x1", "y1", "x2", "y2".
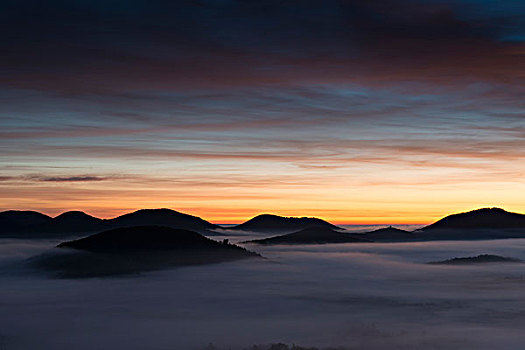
[
  {"x1": 0, "y1": 210, "x2": 53, "y2": 234},
  {"x1": 36, "y1": 211, "x2": 106, "y2": 233},
  {"x1": 359, "y1": 226, "x2": 414, "y2": 242},
  {"x1": 58, "y1": 225, "x2": 231, "y2": 251},
  {"x1": 33, "y1": 225, "x2": 259, "y2": 277},
  {"x1": 414, "y1": 208, "x2": 525, "y2": 240},
  {"x1": 4, "y1": 207, "x2": 525, "y2": 241},
  {"x1": 0, "y1": 208, "x2": 221, "y2": 237},
  {"x1": 429, "y1": 254, "x2": 522, "y2": 265},
  {"x1": 231, "y1": 214, "x2": 341, "y2": 233},
  {"x1": 244, "y1": 227, "x2": 369, "y2": 245},
  {"x1": 422, "y1": 208, "x2": 525, "y2": 231},
  {"x1": 108, "y1": 208, "x2": 220, "y2": 231}
]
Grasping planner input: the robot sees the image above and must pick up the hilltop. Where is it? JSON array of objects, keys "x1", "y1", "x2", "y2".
[
  {"x1": 231, "y1": 214, "x2": 341, "y2": 233},
  {"x1": 359, "y1": 226, "x2": 413, "y2": 242},
  {"x1": 422, "y1": 208, "x2": 525, "y2": 231},
  {"x1": 33, "y1": 225, "x2": 259, "y2": 277},
  {"x1": 0, "y1": 210, "x2": 53, "y2": 233},
  {"x1": 0, "y1": 208, "x2": 220, "y2": 237},
  {"x1": 429, "y1": 254, "x2": 522, "y2": 265},
  {"x1": 244, "y1": 227, "x2": 369, "y2": 245}
]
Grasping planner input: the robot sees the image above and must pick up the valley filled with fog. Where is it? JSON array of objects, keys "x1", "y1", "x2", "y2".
[{"x1": 2, "y1": 231, "x2": 525, "y2": 350}]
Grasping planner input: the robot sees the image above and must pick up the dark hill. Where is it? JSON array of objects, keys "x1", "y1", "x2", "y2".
[
  {"x1": 0, "y1": 208, "x2": 221, "y2": 238},
  {"x1": 360, "y1": 226, "x2": 413, "y2": 241},
  {"x1": 429, "y1": 254, "x2": 522, "y2": 265},
  {"x1": 244, "y1": 227, "x2": 369, "y2": 245},
  {"x1": 36, "y1": 211, "x2": 106, "y2": 233},
  {"x1": 58, "y1": 225, "x2": 228, "y2": 252},
  {"x1": 232, "y1": 214, "x2": 341, "y2": 233},
  {"x1": 422, "y1": 208, "x2": 525, "y2": 231},
  {"x1": 107, "y1": 208, "x2": 220, "y2": 232},
  {"x1": 32, "y1": 226, "x2": 259, "y2": 277},
  {"x1": 0, "y1": 210, "x2": 52, "y2": 234}
]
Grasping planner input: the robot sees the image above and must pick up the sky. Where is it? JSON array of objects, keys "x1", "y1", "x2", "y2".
[{"x1": 1, "y1": 0, "x2": 524, "y2": 224}]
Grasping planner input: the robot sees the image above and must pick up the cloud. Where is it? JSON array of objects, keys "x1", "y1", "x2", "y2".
[
  {"x1": 1, "y1": 0, "x2": 524, "y2": 221},
  {"x1": 0, "y1": 174, "x2": 118, "y2": 183},
  {"x1": 1, "y1": 0, "x2": 523, "y2": 93},
  {"x1": 28, "y1": 175, "x2": 110, "y2": 182},
  {"x1": 3, "y1": 238, "x2": 525, "y2": 349}
]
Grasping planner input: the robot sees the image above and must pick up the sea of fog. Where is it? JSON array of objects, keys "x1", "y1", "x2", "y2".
[{"x1": 2, "y1": 230, "x2": 525, "y2": 349}]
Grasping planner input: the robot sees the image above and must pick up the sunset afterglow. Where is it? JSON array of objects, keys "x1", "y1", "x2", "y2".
[{"x1": 1, "y1": 0, "x2": 524, "y2": 224}]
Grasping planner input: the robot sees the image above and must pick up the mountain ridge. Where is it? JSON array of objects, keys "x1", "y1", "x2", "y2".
[
  {"x1": 244, "y1": 227, "x2": 371, "y2": 245},
  {"x1": 0, "y1": 210, "x2": 53, "y2": 233},
  {"x1": 231, "y1": 214, "x2": 342, "y2": 233},
  {"x1": 0, "y1": 208, "x2": 220, "y2": 237},
  {"x1": 3, "y1": 207, "x2": 525, "y2": 240},
  {"x1": 421, "y1": 207, "x2": 525, "y2": 231},
  {"x1": 358, "y1": 226, "x2": 414, "y2": 242}
]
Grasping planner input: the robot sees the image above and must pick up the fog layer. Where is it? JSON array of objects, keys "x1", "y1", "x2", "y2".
[{"x1": 2, "y1": 236, "x2": 525, "y2": 349}]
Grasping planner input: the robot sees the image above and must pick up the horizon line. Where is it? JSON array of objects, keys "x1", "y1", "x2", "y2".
[{"x1": 1, "y1": 206, "x2": 520, "y2": 227}]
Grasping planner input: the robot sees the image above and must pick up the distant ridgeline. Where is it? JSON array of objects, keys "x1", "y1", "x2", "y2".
[
  {"x1": 244, "y1": 226, "x2": 415, "y2": 245},
  {"x1": 414, "y1": 207, "x2": 525, "y2": 241},
  {"x1": 1, "y1": 207, "x2": 525, "y2": 242},
  {"x1": 229, "y1": 213, "x2": 342, "y2": 233},
  {"x1": 429, "y1": 254, "x2": 522, "y2": 265},
  {"x1": 0, "y1": 210, "x2": 342, "y2": 237},
  {"x1": 0, "y1": 208, "x2": 220, "y2": 237},
  {"x1": 244, "y1": 208, "x2": 525, "y2": 245},
  {"x1": 421, "y1": 207, "x2": 525, "y2": 230},
  {"x1": 19, "y1": 208, "x2": 525, "y2": 278},
  {"x1": 243, "y1": 227, "x2": 371, "y2": 245}
]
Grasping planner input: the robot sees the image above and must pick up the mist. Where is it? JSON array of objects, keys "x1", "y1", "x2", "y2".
[{"x1": 2, "y1": 235, "x2": 525, "y2": 349}]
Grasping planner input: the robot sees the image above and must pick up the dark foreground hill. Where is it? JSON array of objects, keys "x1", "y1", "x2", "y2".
[
  {"x1": 231, "y1": 214, "x2": 342, "y2": 233},
  {"x1": 58, "y1": 225, "x2": 229, "y2": 251},
  {"x1": 31, "y1": 226, "x2": 259, "y2": 277},
  {"x1": 429, "y1": 254, "x2": 522, "y2": 265},
  {"x1": 244, "y1": 227, "x2": 370, "y2": 245},
  {"x1": 0, "y1": 208, "x2": 221, "y2": 238}
]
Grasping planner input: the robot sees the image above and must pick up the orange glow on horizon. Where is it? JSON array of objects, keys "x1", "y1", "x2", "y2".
[{"x1": 2, "y1": 192, "x2": 524, "y2": 226}]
